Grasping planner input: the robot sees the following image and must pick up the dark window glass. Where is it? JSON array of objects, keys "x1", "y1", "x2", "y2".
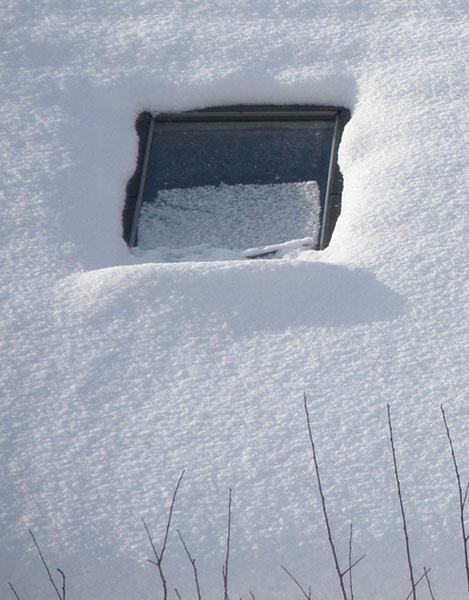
[{"x1": 123, "y1": 106, "x2": 349, "y2": 258}]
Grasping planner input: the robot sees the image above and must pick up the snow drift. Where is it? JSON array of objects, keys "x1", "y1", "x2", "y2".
[{"x1": 1, "y1": 1, "x2": 467, "y2": 598}]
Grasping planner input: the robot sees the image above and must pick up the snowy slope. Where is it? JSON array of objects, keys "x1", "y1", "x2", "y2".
[{"x1": 1, "y1": 1, "x2": 468, "y2": 598}]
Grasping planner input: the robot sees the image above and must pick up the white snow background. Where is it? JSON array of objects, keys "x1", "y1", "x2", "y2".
[{"x1": 1, "y1": 1, "x2": 468, "y2": 598}]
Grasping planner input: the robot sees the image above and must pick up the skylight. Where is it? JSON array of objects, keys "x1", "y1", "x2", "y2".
[{"x1": 123, "y1": 106, "x2": 350, "y2": 259}]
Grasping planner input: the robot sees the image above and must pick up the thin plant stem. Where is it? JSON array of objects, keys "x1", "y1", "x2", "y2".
[
  {"x1": 177, "y1": 529, "x2": 202, "y2": 600},
  {"x1": 341, "y1": 554, "x2": 366, "y2": 578},
  {"x1": 281, "y1": 565, "x2": 311, "y2": 600},
  {"x1": 441, "y1": 405, "x2": 469, "y2": 596},
  {"x1": 57, "y1": 569, "x2": 65, "y2": 600},
  {"x1": 143, "y1": 469, "x2": 185, "y2": 600},
  {"x1": 222, "y1": 489, "x2": 232, "y2": 600},
  {"x1": 387, "y1": 405, "x2": 416, "y2": 600},
  {"x1": 404, "y1": 568, "x2": 431, "y2": 600},
  {"x1": 8, "y1": 583, "x2": 21, "y2": 600},
  {"x1": 304, "y1": 393, "x2": 348, "y2": 600},
  {"x1": 348, "y1": 523, "x2": 354, "y2": 600},
  {"x1": 423, "y1": 566, "x2": 436, "y2": 600},
  {"x1": 29, "y1": 529, "x2": 64, "y2": 600},
  {"x1": 161, "y1": 470, "x2": 185, "y2": 563}
]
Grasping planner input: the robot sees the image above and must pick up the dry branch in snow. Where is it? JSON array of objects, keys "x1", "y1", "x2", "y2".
[
  {"x1": 441, "y1": 405, "x2": 469, "y2": 597},
  {"x1": 387, "y1": 404, "x2": 417, "y2": 600},
  {"x1": 177, "y1": 529, "x2": 202, "y2": 600},
  {"x1": 222, "y1": 488, "x2": 233, "y2": 600},
  {"x1": 303, "y1": 393, "x2": 365, "y2": 600},
  {"x1": 143, "y1": 469, "x2": 185, "y2": 600}
]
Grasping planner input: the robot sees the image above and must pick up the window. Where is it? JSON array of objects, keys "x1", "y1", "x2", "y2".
[{"x1": 123, "y1": 105, "x2": 350, "y2": 259}]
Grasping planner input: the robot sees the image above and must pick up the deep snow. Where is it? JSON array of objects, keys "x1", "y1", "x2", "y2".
[{"x1": 1, "y1": 1, "x2": 468, "y2": 599}]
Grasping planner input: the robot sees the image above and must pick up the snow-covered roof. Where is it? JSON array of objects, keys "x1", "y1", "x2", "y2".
[{"x1": 1, "y1": 1, "x2": 468, "y2": 598}]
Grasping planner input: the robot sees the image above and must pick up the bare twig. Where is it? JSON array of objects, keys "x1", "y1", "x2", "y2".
[
  {"x1": 441, "y1": 405, "x2": 469, "y2": 596},
  {"x1": 423, "y1": 566, "x2": 436, "y2": 600},
  {"x1": 143, "y1": 469, "x2": 185, "y2": 600},
  {"x1": 175, "y1": 589, "x2": 182, "y2": 600},
  {"x1": 341, "y1": 553, "x2": 366, "y2": 578},
  {"x1": 143, "y1": 518, "x2": 167, "y2": 598},
  {"x1": 8, "y1": 582, "x2": 21, "y2": 600},
  {"x1": 58, "y1": 569, "x2": 66, "y2": 600},
  {"x1": 404, "y1": 567, "x2": 432, "y2": 600},
  {"x1": 348, "y1": 523, "x2": 354, "y2": 600},
  {"x1": 281, "y1": 565, "x2": 311, "y2": 600},
  {"x1": 463, "y1": 482, "x2": 469, "y2": 510},
  {"x1": 162, "y1": 470, "x2": 185, "y2": 561},
  {"x1": 29, "y1": 529, "x2": 64, "y2": 600},
  {"x1": 177, "y1": 529, "x2": 202, "y2": 600},
  {"x1": 387, "y1": 404, "x2": 417, "y2": 600},
  {"x1": 249, "y1": 591, "x2": 256, "y2": 600},
  {"x1": 304, "y1": 393, "x2": 348, "y2": 600},
  {"x1": 222, "y1": 488, "x2": 232, "y2": 600}
]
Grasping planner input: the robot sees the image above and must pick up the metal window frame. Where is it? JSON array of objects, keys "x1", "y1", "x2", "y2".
[{"x1": 123, "y1": 105, "x2": 350, "y2": 252}]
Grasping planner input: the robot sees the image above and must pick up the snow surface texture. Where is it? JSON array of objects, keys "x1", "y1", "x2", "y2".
[
  {"x1": 137, "y1": 181, "x2": 321, "y2": 254},
  {"x1": 1, "y1": 1, "x2": 468, "y2": 599}
]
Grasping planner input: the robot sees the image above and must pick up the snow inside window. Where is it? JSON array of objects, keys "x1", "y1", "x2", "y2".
[
  {"x1": 123, "y1": 107, "x2": 350, "y2": 260},
  {"x1": 137, "y1": 181, "x2": 320, "y2": 251}
]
